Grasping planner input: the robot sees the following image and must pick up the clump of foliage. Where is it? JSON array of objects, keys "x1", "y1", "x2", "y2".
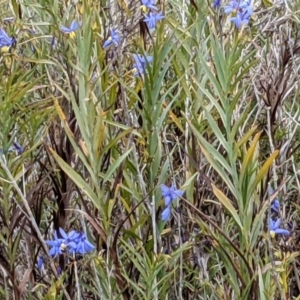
[{"x1": 0, "y1": 0, "x2": 300, "y2": 299}]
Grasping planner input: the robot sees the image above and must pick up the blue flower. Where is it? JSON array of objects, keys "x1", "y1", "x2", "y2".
[
  {"x1": 141, "y1": 0, "x2": 158, "y2": 11},
  {"x1": 161, "y1": 184, "x2": 184, "y2": 206},
  {"x1": 60, "y1": 20, "x2": 81, "y2": 38},
  {"x1": 45, "y1": 228, "x2": 67, "y2": 257},
  {"x1": 46, "y1": 228, "x2": 95, "y2": 256},
  {"x1": 143, "y1": 12, "x2": 165, "y2": 29},
  {"x1": 224, "y1": 0, "x2": 252, "y2": 29},
  {"x1": 269, "y1": 218, "x2": 290, "y2": 238},
  {"x1": 69, "y1": 232, "x2": 95, "y2": 255},
  {"x1": 132, "y1": 54, "x2": 153, "y2": 77},
  {"x1": 0, "y1": 28, "x2": 16, "y2": 52},
  {"x1": 161, "y1": 206, "x2": 171, "y2": 221},
  {"x1": 231, "y1": 6, "x2": 252, "y2": 28},
  {"x1": 160, "y1": 184, "x2": 184, "y2": 222},
  {"x1": 103, "y1": 29, "x2": 120, "y2": 49}
]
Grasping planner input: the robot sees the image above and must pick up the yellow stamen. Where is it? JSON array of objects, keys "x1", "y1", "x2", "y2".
[
  {"x1": 141, "y1": 5, "x2": 147, "y2": 12},
  {"x1": 60, "y1": 243, "x2": 67, "y2": 250},
  {"x1": 1, "y1": 46, "x2": 10, "y2": 53},
  {"x1": 270, "y1": 230, "x2": 275, "y2": 238},
  {"x1": 69, "y1": 31, "x2": 76, "y2": 39}
]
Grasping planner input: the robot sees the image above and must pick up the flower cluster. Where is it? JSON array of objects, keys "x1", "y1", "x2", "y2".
[
  {"x1": 46, "y1": 228, "x2": 95, "y2": 257},
  {"x1": 161, "y1": 184, "x2": 184, "y2": 221},
  {"x1": 0, "y1": 28, "x2": 16, "y2": 52},
  {"x1": 224, "y1": 0, "x2": 253, "y2": 29}
]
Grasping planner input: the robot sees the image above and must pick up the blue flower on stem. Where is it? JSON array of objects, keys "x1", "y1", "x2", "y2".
[
  {"x1": 141, "y1": 0, "x2": 158, "y2": 11},
  {"x1": 160, "y1": 184, "x2": 184, "y2": 221},
  {"x1": 230, "y1": 6, "x2": 252, "y2": 28},
  {"x1": 132, "y1": 54, "x2": 153, "y2": 77},
  {"x1": 45, "y1": 228, "x2": 68, "y2": 257},
  {"x1": 143, "y1": 12, "x2": 165, "y2": 29},
  {"x1": 69, "y1": 232, "x2": 95, "y2": 255},
  {"x1": 46, "y1": 228, "x2": 95, "y2": 257},
  {"x1": 269, "y1": 218, "x2": 290, "y2": 238},
  {"x1": 60, "y1": 20, "x2": 81, "y2": 38},
  {"x1": 161, "y1": 184, "x2": 184, "y2": 206},
  {"x1": 0, "y1": 28, "x2": 16, "y2": 52},
  {"x1": 224, "y1": 0, "x2": 252, "y2": 29},
  {"x1": 103, "y1": 29, "x2": 120, "y2": 49}
]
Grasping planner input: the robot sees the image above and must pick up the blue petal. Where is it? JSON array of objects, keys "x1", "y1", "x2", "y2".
[
  {"x1": 274, "y1": 219, "x2": 281, "y2": 229},
  {"x1": 68, "y1": 230, "x2": 78, "y2": 238},
  {"x1": 161, "y1": 184, "x2": 170, "y2": 197},
  {"x1": 59, "y1": 228, "x2": 68, "y2": 239},
  {"x1": 49, "y1": 247, "x2": 57, "y2": 257},
  {"x1": 171, "y1": 189, "x2": 184, "y2": 201},
  {"x1": 271, "y1": 200, "x2": 280, "y2": 212},
  {"x1": 83, "y1": 240, "x2": 95, "y2": 252},
  {"x1": 68, "y1": 241, "x2": 77, "y2": 248},
  {"x1": 70, "y1": 20, "x2": 80, "y2": 31},
  {"x1": 164, "y1": 195, "x2": 172, "y2": 206},
  {"x1": 45, "y1": 240, "x2": 58, "y2": 246},
  {"x1": 60, "y1": 25, "x2": 73, "y2": 33},
  {"x1": 231, "y1": 15, "x2": 242, "y2": 28},
  {"x1": 145, "y1": 56, "x2": 153, "y2": 63},
  {"x1": 274, "y1": 228, "x2": 290, "y2": 235},
  {"x1": 269, "y1": 218, "x2": 275, "y2": 230},
  {"x1": 103, "y1": 39, "x2": 112, "y2": 49},
  {"x1": 76, "y1": 242, "x2": 85, "y2": 254},
  {"x1": 161, "y1": 206, "x2": 171, "y2": 221},
  {"x1": 13, "y1": 142, "x2": 23, "y2": 154}
]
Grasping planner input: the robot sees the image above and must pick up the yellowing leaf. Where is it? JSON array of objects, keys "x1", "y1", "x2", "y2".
[{"x1": 250, "y1": 150, "x2": 279, "y2": 192}]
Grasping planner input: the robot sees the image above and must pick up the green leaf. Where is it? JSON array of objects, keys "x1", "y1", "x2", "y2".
[
  {"x1": 49, "y1": 147, "x2": 103, "y2": 212},
  {"x1": 212, "y1": 183, "x2": 242, "y2": 231}
]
